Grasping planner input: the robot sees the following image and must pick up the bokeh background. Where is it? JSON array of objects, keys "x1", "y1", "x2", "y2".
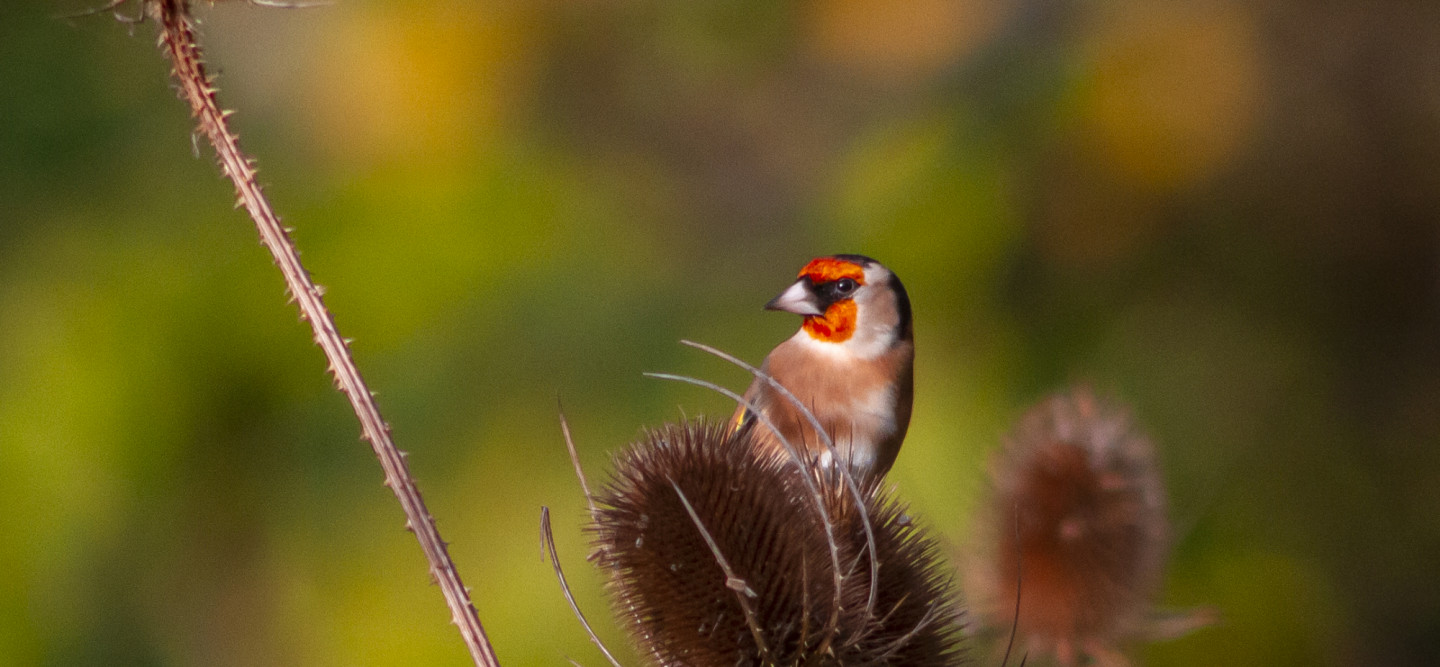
[{"x1": 3, "y1": 0, "x2": 1438, "y2": 664}]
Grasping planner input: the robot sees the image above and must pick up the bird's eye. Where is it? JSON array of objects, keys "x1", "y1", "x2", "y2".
[{"x1": 833, "y1": 278, "x2": 857, "y2": 295}]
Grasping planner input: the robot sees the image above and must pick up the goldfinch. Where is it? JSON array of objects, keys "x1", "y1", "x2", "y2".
[{"x1": 734, "y1": 254, "x2": 914, "y2": 481}]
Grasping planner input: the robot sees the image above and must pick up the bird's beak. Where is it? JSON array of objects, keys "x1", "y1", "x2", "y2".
[{"x1": 765, "y1": 279, "x2": 825, "y2": 316}]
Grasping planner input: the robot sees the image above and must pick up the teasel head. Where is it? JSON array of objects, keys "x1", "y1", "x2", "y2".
[
  {"x1": 590, "y1": 418, "x2": 966, "y2": 666},
  {"x1": 964, "y1": 387, "x2": 1193, "y2": 666}
]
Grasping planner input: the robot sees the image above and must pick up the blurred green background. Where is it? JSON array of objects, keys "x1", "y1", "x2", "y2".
[{"x1": 3, "y1": 0, "x2": 1437, "y2": 664}]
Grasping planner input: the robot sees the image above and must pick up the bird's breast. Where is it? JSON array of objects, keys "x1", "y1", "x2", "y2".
[{"x1": 759, "y1": 339, "x2": 904, "y2": 444}]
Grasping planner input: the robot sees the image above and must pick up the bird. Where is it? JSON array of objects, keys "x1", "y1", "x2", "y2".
[{"x1": 733, "y1": 254, "x2": 914, "y2": 481}]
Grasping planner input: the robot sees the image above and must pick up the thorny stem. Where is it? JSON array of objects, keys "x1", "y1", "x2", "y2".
[{"x1": 148, "y1": 1, "x2": 500, "y2": 665}]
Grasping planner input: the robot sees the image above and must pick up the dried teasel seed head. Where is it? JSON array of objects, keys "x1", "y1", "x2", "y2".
[
  {"x1": 965, "y1": 388, "x2": 1170, "y2": 666},
  {"x1": 591, "y1": 419, "x2": 966, "y2": 666}
]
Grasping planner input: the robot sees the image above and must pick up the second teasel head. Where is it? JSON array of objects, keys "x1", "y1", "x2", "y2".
[{"x1": 964, "y1": 388, "x2": 1172, "y2": 666}]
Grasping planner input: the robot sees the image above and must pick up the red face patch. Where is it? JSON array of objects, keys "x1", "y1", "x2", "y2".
[
  {"x1": 803, "y1": 299, "x2": 857, "y2": 343},
  {"x1": 798, "y1": 257, "x2": 866, "y2": 285}
]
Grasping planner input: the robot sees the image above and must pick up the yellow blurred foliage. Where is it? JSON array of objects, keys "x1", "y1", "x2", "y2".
[
  {"x1": 306, "y1": 1, "x2": 536, "y2": 166},
  {"x1": 1076, "y1": 1, "x2": 1266, "y2": 190},
  {"x1": 804, "y1": 0, "x2": 1016, "y2": 82}
]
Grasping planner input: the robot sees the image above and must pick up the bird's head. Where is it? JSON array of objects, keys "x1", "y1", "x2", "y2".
[{"x1": 765, "y1": 254, "x2": 912, "y2": 357}]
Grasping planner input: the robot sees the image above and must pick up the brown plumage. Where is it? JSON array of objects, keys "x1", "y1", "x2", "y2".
[
  {"x1": 734, "y1": 255, "x2": 915, "y2": 482},
  {"x1": 591, "y1": 419, "x2": 965, "y2": 666}
]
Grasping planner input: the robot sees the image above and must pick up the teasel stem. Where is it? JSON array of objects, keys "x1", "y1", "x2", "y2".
[{"x1": 146, "y1": 2, "x2": 499, "y2": 664}]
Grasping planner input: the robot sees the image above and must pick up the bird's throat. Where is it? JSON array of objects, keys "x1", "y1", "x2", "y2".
[{"x1": 803, "y1": 300, "x2": 857, "y2": 343}]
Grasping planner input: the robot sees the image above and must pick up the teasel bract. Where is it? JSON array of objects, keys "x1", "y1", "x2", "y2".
[
  {"x1": 591, "y1": 419, "x2": 966, "y2": 666},
  {"x1": 965, "y1": 387, "x2": 1205, "y2": 666}
]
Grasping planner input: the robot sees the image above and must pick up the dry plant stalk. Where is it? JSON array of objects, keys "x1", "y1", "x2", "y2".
[{"x1": 141, "y1": 1, "x2": 500, "y2": 664}]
